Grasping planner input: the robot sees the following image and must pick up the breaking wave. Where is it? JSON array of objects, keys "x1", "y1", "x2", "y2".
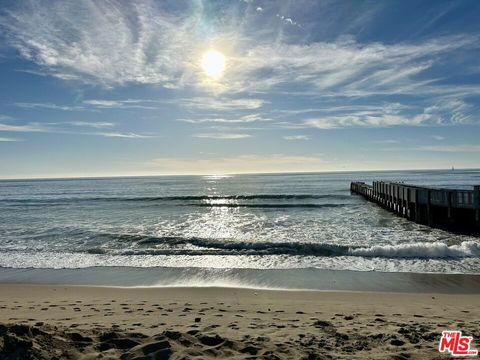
[
  {"x1": 186, "y1": 203, "x2": 345, "y2": 208},
  {"x1": 86, "y1": 233, "x2": 480, "y2": 259},
  {"x1": 348, "y1": 241, "x2": 480, "y2": 259}
]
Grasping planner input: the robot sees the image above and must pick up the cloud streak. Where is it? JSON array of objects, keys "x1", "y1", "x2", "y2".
[
  {"x1": 179, "y1": 98, "x2": 266, "y2": 111},
  {"x1": 283, "y1": 135, "x2": 309, "y2": 140},
  {"x1": 417, "y1": 145, "x2": 480, "y2": 153},
  {"x1": 179, "y1": 114, "x2": 270, "y2": 124},
  {"x1": 193, "y1": 133, "x2": 251, "y2": 139},
  {"x1": 14, "y1": 102, "x2": 86, "y2": 111},
  {"x1": 95, "y1": 132, "x2": 154, "y2": 139},
  {"x1": 0, "y1": 122, "x2": 47, "y2": 132},
  {"x1": 83, "y1": 99, "x2": 158, "y2": 110},
  {"x1": 69, "y1": 121, "x2": 115, "y2": 129},
  {"x1": 303, "y1": 99, "x2": 477, "y2": 128},
  {"x1": 0, "y1": 120, "x2": 152, "y2": 139}
]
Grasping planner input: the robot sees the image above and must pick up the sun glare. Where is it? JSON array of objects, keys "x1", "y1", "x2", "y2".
[{"x1": 201, "y1": 50, "x2": 226, "y2": 78}]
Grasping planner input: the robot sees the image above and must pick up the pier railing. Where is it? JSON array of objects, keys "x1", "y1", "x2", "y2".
[{"x1": 350, "y1": 181, "x2": 480, "y2": 233}]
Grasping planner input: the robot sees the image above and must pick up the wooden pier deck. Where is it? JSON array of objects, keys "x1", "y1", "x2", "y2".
[{"x1": 350, "y1": 181, "x2": 480, "y2": 233}]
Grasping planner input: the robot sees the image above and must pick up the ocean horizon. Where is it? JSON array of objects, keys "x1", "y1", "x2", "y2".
[{"x1": 2, "y1": 167, "x2": 480, "y2": 181}]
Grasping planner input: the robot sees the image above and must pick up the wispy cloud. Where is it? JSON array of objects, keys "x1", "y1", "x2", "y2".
[
  {"x1": 82, "y1": 100, "x2": 123, "y2": 108},
  {"x1": 417, "y1": 145, "x2": 480, "y2": 153},
  {"x1": 0, "y1": 122, "x2": 47, "y2": 132},
  {"x1": 283, "y1": 135, "x2": 309, "y2": 140},
  {"x1": 14, "y1": 102, "x2": 85, "y2": 111},
  {"x1": 431, "y1": 135, "x2": 445, "y2": 140},
  {"x1": 1, "y1": 0, "x2": 477, "y2": 103},
  {"x1": 303, "y1": 99, "x2": 476, "y2": 129},
  {"x1": 81, "y1": 97, "x2": 266, "y2": 112},
  {"x1": 180, "y1": 98, "x2": 265, "y2": 111},
  {"x1": 223, "y1": 35, "x2": 479, "y2": 97},
  {"x1": 305, "y1": 112, "x2": 417, "y2": 129},
  {"x1": 179, "y1": 114, "x2": 269, "y2": 124},
  {"x1": 14, "y1": 68, "x2": 83, "y2": 81},
  {"x1": 0, "y1": 120, "x2": 151, "y2": 139},
  {"x1": 276, "y1": 14, "x2": 302, "y2": 29},
  {"x1": 83, "y1": 99, "x2": 158, "y2": 110},
  {"x1": 1, "y1": 1, "x2": 199, "y2": 88},
  {"x1": 193, "y1": 133, "x2": 251, "y2": 139},
  {"x1": 69, "y1": 121, "x2": 115, "y2": 129},
  {"x1": 274, "y1": 121, "x2": 309, "y2": 130},
  {"x1": 0, "y1": 136, "x2": 20, "y2": 142},
  {"x1": 96, "y1": 132, "x2": 154, "y2": 139}
]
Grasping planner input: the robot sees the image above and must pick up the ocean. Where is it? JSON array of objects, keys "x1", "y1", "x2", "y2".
[{"x1": 0, "y1": 170, "x2": 479, "y2": 288}]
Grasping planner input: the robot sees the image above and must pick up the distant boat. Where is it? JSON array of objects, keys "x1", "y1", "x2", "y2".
[{"x1": 451, "y1": 166, "x2": 455, "y2": 171}]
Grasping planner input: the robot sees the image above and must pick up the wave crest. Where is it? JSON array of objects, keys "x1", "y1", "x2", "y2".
[
  {"x1": 1, "y1": 194, "x2": 351, "y2": 204},
  {"x1": 92, "y1": 233, "x2": 480, "y2": 259},
  {"x1": 348, "y1": 241, "x2": 480, "y2": 259}
]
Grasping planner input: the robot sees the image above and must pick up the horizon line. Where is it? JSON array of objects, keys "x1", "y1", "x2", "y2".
[{"x1": 1, "y1": 167, "x2": 478, "y2": 182}]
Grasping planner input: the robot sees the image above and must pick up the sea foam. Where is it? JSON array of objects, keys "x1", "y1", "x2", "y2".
[{"x1": 348, "y1": 241, "x2": 480, "y2": 259}]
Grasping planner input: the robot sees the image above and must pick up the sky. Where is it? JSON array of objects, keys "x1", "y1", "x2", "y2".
[{"x1": 0, "y1": 0, "x2": 479, "y2": 179}]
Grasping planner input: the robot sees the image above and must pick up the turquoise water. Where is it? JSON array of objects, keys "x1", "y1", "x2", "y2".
[{"x1": 0, "y1": 170, "x2": 479, "y2": 277}]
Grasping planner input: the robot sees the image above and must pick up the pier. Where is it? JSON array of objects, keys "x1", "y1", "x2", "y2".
[{"x1": 350, "y1": 181, "x2": 480, "y2": 233}]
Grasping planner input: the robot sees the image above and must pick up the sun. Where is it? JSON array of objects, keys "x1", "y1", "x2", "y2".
[{"x1": 201, "y1": 50, "x2": 226, "y2": 78}]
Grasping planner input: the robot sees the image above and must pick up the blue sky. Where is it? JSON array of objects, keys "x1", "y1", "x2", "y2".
[{"x1": 0, "y1": 0, "x2": 479, "y2": 178}]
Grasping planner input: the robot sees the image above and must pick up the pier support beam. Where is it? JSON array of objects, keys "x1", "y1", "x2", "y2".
[
  {"x1": 426, "y1": 191, "x2": 433, "y2": 226},
  {"x1": 414, "y1": 190, "x2": 420, "y2": 223},
  {"x1": 447, "y1": 191, "x2": 453, "y2": 225},
  {"x1": 475, "y1": 186, "x2": 480, "y2": 227}
]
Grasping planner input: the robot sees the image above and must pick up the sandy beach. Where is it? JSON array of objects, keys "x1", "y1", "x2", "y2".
[{"x1": 1, "y1": 284, "x2": 479, "y2": 359}]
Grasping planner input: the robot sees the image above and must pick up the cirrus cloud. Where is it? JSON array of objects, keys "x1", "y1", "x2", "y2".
[
  {"x1": 2, "y1": 0, "x2": 478, "y2": 99},
  {"x1": 283, "y1": 135, "x2": 309, "y2": 140},
  {"x1": 193, "y1": 133, "x2": 251, "y2": 139}
]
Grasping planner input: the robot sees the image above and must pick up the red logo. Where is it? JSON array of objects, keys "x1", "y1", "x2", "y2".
[{"x1": 439, "y1": 331, "x2": 478, "y2": 356}]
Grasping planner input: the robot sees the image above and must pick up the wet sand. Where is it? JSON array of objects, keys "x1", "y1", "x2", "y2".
[
  {"x1": 2, "y1": 267, "x2": 480, "y2": 293},
  {"x1": 1, "y1": 284, "x2": 479, "y2": 359}
]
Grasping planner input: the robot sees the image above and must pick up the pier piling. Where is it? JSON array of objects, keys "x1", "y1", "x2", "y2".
[{"x1": 350, "y1": 181, "x2": 480, "y2": 234}]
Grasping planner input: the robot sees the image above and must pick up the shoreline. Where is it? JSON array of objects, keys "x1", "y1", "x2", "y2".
[
  {"x1": 1, "y1": 266, "x2": 480, "y2": 294},
  {"x1": 1, "y1": 284, "x2": 479, "y2": 359}
]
